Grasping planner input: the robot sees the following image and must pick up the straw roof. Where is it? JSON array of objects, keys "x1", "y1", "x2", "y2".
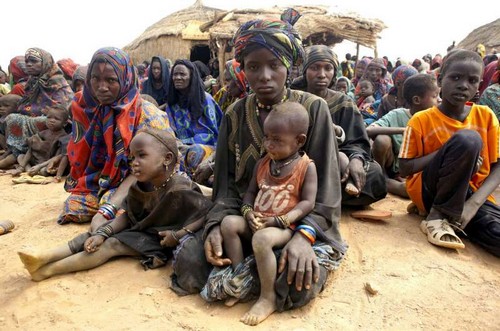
[
  {"x1": 457, "y1": 18, "x2": 500, "y2": 54},
  {"x1": 123, "y1": 0, "x2": 224, "y2": 62},
  {"x1": 201, "y1": 6, "x2": 386, "y2": 49}
]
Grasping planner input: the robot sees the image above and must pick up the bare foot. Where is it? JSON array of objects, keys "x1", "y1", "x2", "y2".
[
  {"x1": 345, "y1": 181, "x2": 360, "y2": 196},
  {"x1": 18, "y1": 251, "x2": 46, "y2": 274},
  {"x1": 224, "y1": 297, "x2": 239, "y2": 307},
  {"x1": 240, "y1": 298, "x2": 276, "y2": 326}
]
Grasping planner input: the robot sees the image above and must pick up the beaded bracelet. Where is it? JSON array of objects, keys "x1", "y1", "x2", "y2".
[
  {"x1": 240, "y1": 204, "x2": 253, "y2": 219},
  {"x1": 274, "y1": 215, "x2": 290, "y2": 229}
]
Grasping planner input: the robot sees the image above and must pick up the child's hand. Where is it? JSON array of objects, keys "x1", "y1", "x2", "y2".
[
  {"x1": 246, "y1": 211, "x2": 262, "y2": 233},
  {"x1": 53, "y1": 176, "x2": 63, "y2": 183},
  {"x1": 159, "y1": 230, "x2": 178, "y2": 247},
  {"x1": 259, "y1": 216, "x2": 277, "y2": 229},
  {"x1": 84, "y1": 235, "x2": 105, "y2": 253}
]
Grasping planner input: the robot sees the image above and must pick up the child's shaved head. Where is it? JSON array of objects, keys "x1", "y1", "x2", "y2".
[{"x1": 268, "y1": 101, "x2": 309, "y2": 136}]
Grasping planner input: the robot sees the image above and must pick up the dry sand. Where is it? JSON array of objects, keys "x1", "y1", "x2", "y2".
[{"x1": 1, "y1": 176, "x2": 499, "y2": 330}]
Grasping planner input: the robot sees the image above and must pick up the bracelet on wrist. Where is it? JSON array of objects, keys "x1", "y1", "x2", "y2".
[
  {"x1": 240, "y1": 204, "x2": 254, "y2": 219},
  {"x1": 182, "y1": 227, "x2": 194, "y2": 235},
  {"x1": 171, "y1": 230, "x2": 180, "y2": 243}
]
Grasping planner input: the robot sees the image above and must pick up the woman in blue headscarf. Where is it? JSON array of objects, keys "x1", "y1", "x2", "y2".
[{"x1": 165, "y1": 59, "x2": 223, "y2": 179}]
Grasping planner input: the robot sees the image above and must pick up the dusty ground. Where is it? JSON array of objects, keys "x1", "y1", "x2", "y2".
[{"x1": 0, "y1": 175, "x2": 499, "y2": 330}]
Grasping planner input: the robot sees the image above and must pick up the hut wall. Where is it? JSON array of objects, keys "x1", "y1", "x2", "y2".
[{"x1": 125, "y1": 35, "x2": 209, "y2": 65}]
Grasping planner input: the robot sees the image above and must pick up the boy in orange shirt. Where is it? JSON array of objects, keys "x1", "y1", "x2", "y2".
[{"x1": 399, "y1": 50, "x2": 500, "y2": 255}]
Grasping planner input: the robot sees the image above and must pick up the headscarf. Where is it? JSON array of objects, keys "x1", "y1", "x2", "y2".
[
  {"x1": 141, "y1": 55, "x2": 170, "y2": 105},
  {"x1": 363, "y1": 58, "x2": 392, "y2": 99},
  {"x1": 167, "y1": 59, "x2": 206, "y2": 119},
  {"x1": 57, "y1": 58, "x2": 79, "y2": 79},
  {"x1": 18, "y1": 48, "x2": 73, "y2": 116},
  {"x1": 479, "y1": 60, "x2": 499, "y2": 95},
  {"x1": 67, "y1": 47, "x2": 142, "y2": 194},
  {"x1": 476, "y1": 44, "x2": 486, "y2": 58},
  {"x1": 233, "y1": 18, "x2": 304, "y2": 70},
  {"x1": 492, "y1": 60, "x2": 500, "y2": 85},
  {"x1": 388, "y1": 65, "x2": 418, "y2": 96},
  {"x1": 291, "y1": 45, "x2": 339, "y2": 90},
  {"x1": 8, "y1": 55, "x2": 28, "y2": 84},
  {"x1": 352, "y1": 57, "x2": 371, "y2": 86},
  {"x1": 302, "y1": 45, "x2": 339, "y2": 75},
  {"x1": 193, "y1": 60, "x2": 211, "y2": 79},
  {"x1": 431, "y1": 54, "x2": 442, "y2": 70},
  {"x1": 225, "y1": 59, "x2": 248, "y2": 98},
  {"x1": 71, "y1": 65, "x2": 88, "y2": 91}
]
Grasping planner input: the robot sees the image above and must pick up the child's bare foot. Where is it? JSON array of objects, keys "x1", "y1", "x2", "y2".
[
  {"x1": 240, "y1": 298, "x2": 276, "y2": 326},
  {"x1": 18, "y1": 251, "x2": 46, "y2": 274},
  {"x1": 224, "y1": 297, "x2": 239, "y2": 307}
]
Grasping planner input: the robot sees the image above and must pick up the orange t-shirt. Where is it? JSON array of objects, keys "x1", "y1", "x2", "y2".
[
  {"x1": 399, "y1": 104, "x2": 500, "y2": 212},
  {"x1": 254, "y1": 153, "x2": 312, "y2": 217}
]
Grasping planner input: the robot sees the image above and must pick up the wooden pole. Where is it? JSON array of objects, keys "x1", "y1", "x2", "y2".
[
  {"x1": 356, "y1": 43, "x2": 360, "y2": 62},
  {"x1": 218, "y1": 39, "x2": 226, "y2": 86}
]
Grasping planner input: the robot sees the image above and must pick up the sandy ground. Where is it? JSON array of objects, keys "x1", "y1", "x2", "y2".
[{"x1": 0, "y1": 175, "x2": 499, "y2": 331}]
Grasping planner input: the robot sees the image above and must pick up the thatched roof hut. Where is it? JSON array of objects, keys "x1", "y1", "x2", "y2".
[
  {"x1": 123, "y1": 0, "x2": 224, "y2": 64},
  {"x1": 200, "y1": 5, "x2": 386, "y2": 79},
  {"x1": 124, "y1": 2, "x2": 386, "y2": 80},
  {"x1": 457, "y1": 18, "x2": 500, "y2": 55},
  {"x1": 202, "y1": 5, "x2": 385, "y2": 49}
]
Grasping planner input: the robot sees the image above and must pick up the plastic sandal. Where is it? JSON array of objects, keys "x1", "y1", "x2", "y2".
[
  {"x1": 27, "y1": 175, "x2": 51, "y2": 185},
  {"x1": 350, "y1": 209, "x2": 392, "y2": 222},
  {"x1": 420, "y1": 219, "x2": 465, "y2": 250},
  {"x1": 12, "y1": 175, "x2": 33, "y2": 184}
]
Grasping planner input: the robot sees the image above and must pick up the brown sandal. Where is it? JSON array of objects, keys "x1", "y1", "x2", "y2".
[{"x1": 350, "y1": 209, "x2": 392, "y2": 222}]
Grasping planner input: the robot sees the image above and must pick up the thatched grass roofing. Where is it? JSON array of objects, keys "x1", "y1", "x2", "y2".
[
  {"x1": 124, "y1": 0, "x2": 224, "y2": 53},
  {"x1": 200, "y1": 5, "x2": 386, "y2": 49},
  {"x1": 457, "y1": 18, "x2": 500, "y2": 54}
]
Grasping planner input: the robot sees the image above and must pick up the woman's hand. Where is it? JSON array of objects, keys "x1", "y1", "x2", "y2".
[
  {"x1": 347, "y1": 158, "x2": 366, "y2": 192},
  {"x1": 84, "y1": 235, "x2": 105, "y2": 253},
  {"x1": 278, "y1": 233, "x2": 320, "y2": 291},
  {"x1": 193, "y1": 161, "x2": 213, "y2": 185},
  {"x1": 204, "y1": 225, "x2": 232, "y2": 267},
  {"x1": 159, "y1": 230, "x2": 179, "y2": 247}
]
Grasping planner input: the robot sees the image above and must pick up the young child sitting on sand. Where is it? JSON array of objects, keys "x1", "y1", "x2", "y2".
[
  {"x1": 0, "y1": 94, "x2": 22, "y2": 151},
  {"x1": 367, "y1": 74, "x2": 439, "y2": 198},
  {"x1": 399, "y1": 50, "x2": 500, "y2": 255},
  {"x1": 18, "y1": 128, "x2": 213, "y2": 280},
  {"x1": 219, "y1": 102, "x2": 317, "y2": 326},
  {"x1": 12, "y1": 104, "x2": 69, "y2": 179}
]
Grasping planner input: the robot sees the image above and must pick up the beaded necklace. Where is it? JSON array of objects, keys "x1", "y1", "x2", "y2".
[
  {"x1": 153, "y1": 171, "x2": 175, "y2": 191},
  {"x1": 271, "y1": 153, "x2": 299, "y2": 177},
  {"x1": 255, "y1": 92, "x2": 288, "y2": 117}
]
